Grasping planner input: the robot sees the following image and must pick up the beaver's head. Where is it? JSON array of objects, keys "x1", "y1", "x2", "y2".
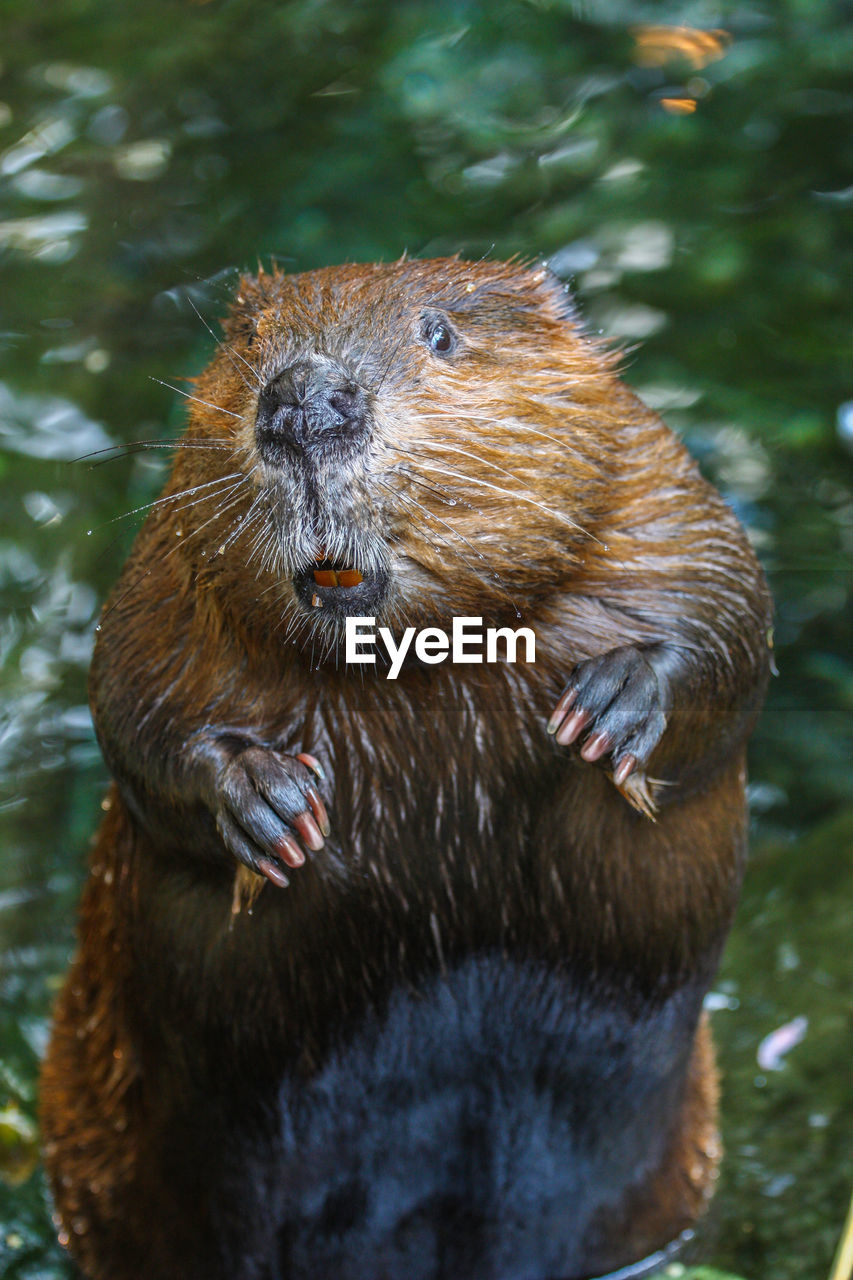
[{"x1": 187, "y1": 258, "x2": 616, "y2": 645}]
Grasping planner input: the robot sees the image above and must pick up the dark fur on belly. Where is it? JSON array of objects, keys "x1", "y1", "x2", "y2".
[{"x1": 273, "y1": 959, "x2": 703, "y2": 1280}]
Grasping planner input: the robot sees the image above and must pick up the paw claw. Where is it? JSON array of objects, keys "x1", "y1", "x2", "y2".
[
  {"x1": 292, "y1": 811, "x2": 325, "y2": 852},
  {"x1": 580, "y1": 731, "x2": 611, "y2": 762},
  {"x1": 554, "y1": 707, "x2": 590, "y2": 747},
  {"x1": 305, "y1": 785, "x2": 331, "y2": 836},
  {"x1": 257, "y1": 857, "x2": 291, "y2": 887},
  {"x1": 274, "y1": 834, "x2": 305, "y2": 868},
  {"x1": 547, "y1": 687, "x2": 578, "y2": 734},
  {"x1": 613, "y1": 754, "x2": 637, "y2": 787},
  {"x1": 297, "y1": 752, "x2": 326, "y2": 781}
]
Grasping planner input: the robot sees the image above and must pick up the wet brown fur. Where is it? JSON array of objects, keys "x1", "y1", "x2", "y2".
[{"x1": 40, "y1": 258, "x2": 771, "y2": 1279}]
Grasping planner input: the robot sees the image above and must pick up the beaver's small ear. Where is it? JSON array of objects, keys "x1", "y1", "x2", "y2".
[
  {"x1": 222, "y1": 271, "x2": 276, "y2": 346},
  {"x1": 528, "y1": 263, "x2": 581, "y2": 325},
  {"x1": 221, "y1": 303, "x2": 258, "y2": 347}
]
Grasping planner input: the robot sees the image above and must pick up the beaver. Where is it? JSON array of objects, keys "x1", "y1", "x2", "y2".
[{"x1": 40, "y1": 257, "x2": 772, "y2": 1280}]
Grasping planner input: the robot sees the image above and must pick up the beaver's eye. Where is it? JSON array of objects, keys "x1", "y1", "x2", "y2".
[{"x1": 421, "y1": 316, "x2": 458, "y2": 357}]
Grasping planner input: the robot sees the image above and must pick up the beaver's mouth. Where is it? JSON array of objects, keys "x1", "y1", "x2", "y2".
[{"x1": 292, "y1": 551, "x2": 389, "y2": 616}]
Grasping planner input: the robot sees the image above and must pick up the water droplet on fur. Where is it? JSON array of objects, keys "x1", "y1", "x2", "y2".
[{"x1": 446, "y1": 498, "x2": 457, "y2": 506}]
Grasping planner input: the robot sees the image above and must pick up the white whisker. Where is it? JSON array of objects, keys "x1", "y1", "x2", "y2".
[{"x1": 149, "y1": 378, "x2": 246, "y2": 421}]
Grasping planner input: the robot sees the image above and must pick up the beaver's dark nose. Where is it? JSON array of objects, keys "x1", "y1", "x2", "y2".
[{"x1": 255, "y1": 361, "x2": 368, "y2": 464}]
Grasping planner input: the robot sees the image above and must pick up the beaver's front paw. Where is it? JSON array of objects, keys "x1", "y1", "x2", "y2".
[
  {"x1": 214, "y1": 747, "x2": 330, "y2": 888},
  {"x1": 548, "y1": 646, "x2": 668, "y2": 817}
]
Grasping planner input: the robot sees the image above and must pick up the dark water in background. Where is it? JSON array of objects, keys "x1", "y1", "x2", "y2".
[{"x1": 0, "y1": 2, "x2": 851, "y2": 1276}]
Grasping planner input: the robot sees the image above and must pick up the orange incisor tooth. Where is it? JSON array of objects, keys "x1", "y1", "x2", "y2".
[
  {"x1": 337, "y1": 569, "x2": 363, "y2": 588},
  {"x1": 313, "y1": 569, "x2": 338, "y2": 587}
]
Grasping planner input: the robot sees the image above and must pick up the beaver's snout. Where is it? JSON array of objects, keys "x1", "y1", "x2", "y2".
[{"x1": 255, "y1": 358, "x2": 369, "y2": 464}]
